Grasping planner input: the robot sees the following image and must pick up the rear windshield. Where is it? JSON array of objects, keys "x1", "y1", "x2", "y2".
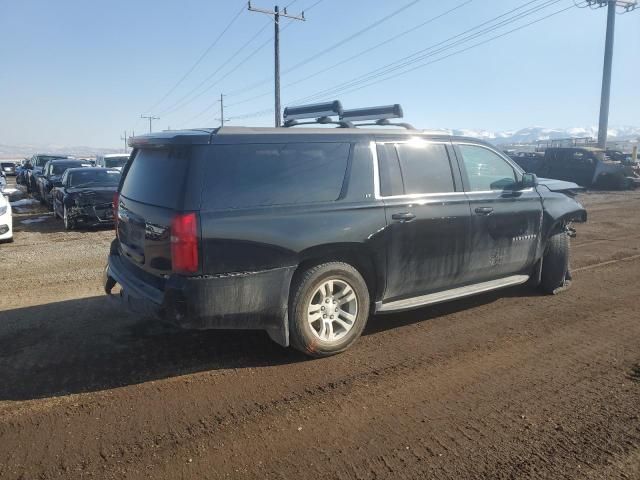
[
  {"x1": 36, "y1": 155, "x2": 67, "y2": 166},
  {"x1": 69, "y1": 169, "x2": 120, "y2": 187},
  {"x1": 52, "y1": 163, "x2": 84, "y2": 175},
  {"x1": 120, "y1": 147, "x2": 189, "y2": 208},
  {"x1": 105, "y1": 157, "x2": 128, "y2": 168},
  {"x1": 202, "y1": 143, "x2": 350, "y2": 209},
  {"x1": 1, "y1": 163, "x2": 14, "y2": 168}
]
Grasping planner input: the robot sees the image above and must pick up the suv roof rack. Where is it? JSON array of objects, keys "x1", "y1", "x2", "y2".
[
  {"x1": 282, "y1": 101, "x2": 414, "y2": 130},
  {"x1": 341, "y1": 104, "x2": 414, "y2": 130},
  {"x1": 283, "y1": 101, "x2": 353, "y2": 128}
]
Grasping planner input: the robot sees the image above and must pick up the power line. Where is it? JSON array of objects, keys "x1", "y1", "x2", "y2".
[
  {"x1": 143, "y1": 2, "x2": 246, "y2": 114},
  {"x1": 248, "y1": 2, "x2": 306, "y2": 127},
  {"x1": 232, "y1": 1, "x2": 574, "y2": 121},
  {"x1": 176, "y1": 6, "x2": 319, "y2": 127},
  {"x1": 140, "y1": 114, "x2": 160, "y2": 133},
  {"x1": 227, "y1": 0, "x2": 474, "y2": 108},
  {"x1": 156, "y1": 0, "x2": 309, "y2": 121},
  {"x1": 283, "y1": 0, "x2": 563, "y2": 106},
  {"x1": 227, "y1": 0, "x2": 422, "y2": 98}
]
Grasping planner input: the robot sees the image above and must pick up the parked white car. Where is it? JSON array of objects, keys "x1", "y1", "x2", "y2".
[
  {"x1": 95, "y1": 153, "x2": 129, "y2": 171},
  {"x1": 0, "y1": 192, "x2": 13, "y2": 243}
]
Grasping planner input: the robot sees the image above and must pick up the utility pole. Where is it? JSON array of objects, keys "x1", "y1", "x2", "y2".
[
  {"x1": 585, "y1": 0, "x2": 637, "y2": 148},
  {"x1": 120, "y1": 130, "x2": 128, "y2": 153},
  {"x1": 248, "y1": 2, "x2": 305, "y2": 127},
  {"x1": 217, "y1": 93, "x2": 228, "y2": 127},
  {"x1": 140, "y1": 114, "x2": 160, "y2": 133}
]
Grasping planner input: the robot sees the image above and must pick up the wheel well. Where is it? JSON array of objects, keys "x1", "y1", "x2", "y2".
[{"x1": 291, "y1": 245, "x2": 380, "y2": 303}]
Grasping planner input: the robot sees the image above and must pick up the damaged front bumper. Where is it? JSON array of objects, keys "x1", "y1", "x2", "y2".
[
  {"x1": 104, "y1": 245, "x2": 295, "y2": 346},
  {"x1": 69, "y1": 203, "x2": 115, "y2": 226}
]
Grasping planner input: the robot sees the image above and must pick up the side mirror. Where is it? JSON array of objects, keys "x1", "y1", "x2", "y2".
[{"x1": 520, "y1": 173, "x2": 538, "y2": 189}]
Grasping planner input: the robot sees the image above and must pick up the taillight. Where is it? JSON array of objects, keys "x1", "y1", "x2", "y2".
[
  {"x1": 171, "y1": 212, "x2": 199, "y2": 274},
  {"x1": 113, "y1": 192, "x2": 119, "y2": 233}
]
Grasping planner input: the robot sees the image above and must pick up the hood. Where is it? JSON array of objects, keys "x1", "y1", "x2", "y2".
[{"x1": 537, "y1": 177, "x2": 584, "y2": 195}]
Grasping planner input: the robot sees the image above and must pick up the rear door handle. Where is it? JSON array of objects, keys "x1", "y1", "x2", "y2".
[
  {"x1": 474, "y1": 207, "x2": 494, "y2": 216},
  {"x1": 391, "y1": 212, "x2": 416, "y2": 222}
]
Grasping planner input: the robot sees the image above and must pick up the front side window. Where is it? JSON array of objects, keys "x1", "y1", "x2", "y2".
[
  {"x1": 202, "y1": 143, "x2": 350, "y2": 209},
  {"x1": 458, "y1": 144, "x2": 518, "y2": 191}
]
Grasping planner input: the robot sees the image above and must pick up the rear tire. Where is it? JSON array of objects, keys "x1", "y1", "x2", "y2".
[
  {"x1": 289, "y1": 262, "x2": 370, "y2": 358},
  {"x1": 540, "y1": 230, "x2": 571, "y2": 294}
]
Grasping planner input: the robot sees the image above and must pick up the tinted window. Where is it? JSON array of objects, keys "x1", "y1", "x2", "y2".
[
  {"x1": 377, "y1": 144, "x2": 403, "y2": 197},
  {"x1": 52, "y1": 163, "x2": 85, "y2": 175},
  {"x1": 203, "y1": 143, "x2": 350, "y2": 209},
  {"x1": 69, "y1": 169, "x2": 120, "y2": 187},
  {"x1": 120, "y1": 147, "x2": 190, "y2": 208},
  {"x1": 458, "y1": 144, "x2": 517, "y2": 191},
  {"x1": 105, "y1": 157, "x2": 128, "y2": 168},
  {"x1": 36, "y1": 155, "x2": 67, "y2": 167},
  {"x1": 395, "y1": 142, "x2": 454, "y2": 194}
]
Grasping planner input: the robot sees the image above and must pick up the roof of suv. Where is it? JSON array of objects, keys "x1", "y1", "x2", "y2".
[{"x1": 128, "y1": 126, "x2": 489, "y2": 148}]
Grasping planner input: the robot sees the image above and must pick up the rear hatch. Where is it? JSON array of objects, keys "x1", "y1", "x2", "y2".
[{"x1": 117, "y1": 146, "x2": 204, "y2": 279}]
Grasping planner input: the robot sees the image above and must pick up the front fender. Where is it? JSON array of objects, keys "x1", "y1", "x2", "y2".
[{"x1": 538, "y1": 187, "x2": 587, "y2": 254}]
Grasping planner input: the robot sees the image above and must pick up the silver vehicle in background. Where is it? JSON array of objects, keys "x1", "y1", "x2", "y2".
[{"x1": 95, "y1": 153, "x2": 129, "y2": 171}]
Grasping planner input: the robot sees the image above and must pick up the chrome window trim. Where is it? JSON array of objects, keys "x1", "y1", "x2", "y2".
[{"x1": 371, "y1": 139, "x2": 458, "y2": 200}]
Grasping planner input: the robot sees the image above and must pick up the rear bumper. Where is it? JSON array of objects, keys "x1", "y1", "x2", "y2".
[{"x1": 104, "y1": 244, "x2": 294, "y2": 346}]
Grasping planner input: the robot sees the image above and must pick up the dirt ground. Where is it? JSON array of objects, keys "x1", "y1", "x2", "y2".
[{"x1": 1, "y1": 176, "x2": 639, "y2": 480}]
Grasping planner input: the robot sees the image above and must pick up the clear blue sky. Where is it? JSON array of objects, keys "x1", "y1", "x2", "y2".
[{"x1": 1, "y1": 0, "x2": 638, "y2": 148}]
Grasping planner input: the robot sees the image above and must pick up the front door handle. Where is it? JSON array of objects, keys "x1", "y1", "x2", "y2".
[
  {"x1": 474, "y1": 207, "x2": 494, "y2": 216},
  {"x1": 391, "y1": 212, "x2": 416, "y2": 222}
]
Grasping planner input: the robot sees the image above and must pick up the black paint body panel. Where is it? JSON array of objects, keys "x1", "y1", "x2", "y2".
[{"x1": 106, "y1": 127, "x2": 587, "y2": 346}]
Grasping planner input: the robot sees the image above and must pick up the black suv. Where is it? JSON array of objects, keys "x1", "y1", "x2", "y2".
[
  {"x1": 105, "y1": 110, "x2": 587, "y2": 357},
  {"x1": 37, "y1": 158, "x2": 92, "y2": 207}
]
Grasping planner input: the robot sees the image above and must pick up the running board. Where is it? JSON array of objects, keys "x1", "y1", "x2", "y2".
[{"x1": 376, "y1": 275, "x2": 529, "y2": 313}]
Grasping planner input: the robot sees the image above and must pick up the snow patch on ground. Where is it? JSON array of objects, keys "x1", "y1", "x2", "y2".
[
  {"x1": 21, "y1": 216, "x2": 49, "y2": 224},
  {"x1": 11, "y1": 198, "x2": 39, "y2": 207}
]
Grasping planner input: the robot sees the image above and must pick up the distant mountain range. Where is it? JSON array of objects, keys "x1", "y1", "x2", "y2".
[
  {"x1": 0, "y1": 143, "x2": 122, "y2": 160},
  {"x1": 428, "y1": 126, "x2": 640, "y2": 145},
  {"x1": 1, "y1": 126, "x2": 638, "y2": 158}
]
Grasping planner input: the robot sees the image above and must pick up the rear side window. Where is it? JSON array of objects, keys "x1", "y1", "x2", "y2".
[
  {"x1": 377, "y1": 141, "x2": 455, "y2": 196},
  {"x1": 202, "y1": 143, "x2": 350, "y2": 209},
  {"x1": 120, "y1": 147, "x2": 190, "y2": 208}
]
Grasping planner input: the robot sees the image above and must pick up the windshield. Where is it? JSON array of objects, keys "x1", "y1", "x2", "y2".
[
  {"x1": 105, "y1": 157, "x2": 128, "y2": 168},
  {"x1": 69, "y1": 169, "x2": 120, "y2": 187},
  {"x1": 1, "y1": 163, "x2": 14, "y2": 168}
]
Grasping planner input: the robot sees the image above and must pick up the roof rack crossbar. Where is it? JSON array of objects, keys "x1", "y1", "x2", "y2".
[
  {"x1": 352, "y1": 118, "x2": 415, "y2": 130},
  {"x1": 283, "y1": 116, "x2": 353, "y2": 128}
]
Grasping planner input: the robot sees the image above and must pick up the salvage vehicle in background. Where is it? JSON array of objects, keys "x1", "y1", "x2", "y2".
[
  {"x1": 27, "y1": 154, "x2": 71, "y2": 195},
  {"x1": 16, "y1": 159, "x2": 32, "y2": 185},
  {"x1": 535, "y1": 147, "x2": 637, "y2": 190},
  {"x1": 0, "y1": 190, "x2": 13, "y2": 243},
  {"x1": 1, "y1": 161, "x2": 16, "y2": 176},
  {"x1": 37, "y1": 158, "x2": 92, "y2": 208},
  {"x1": 95, "y1": 153, "x2": 129, "y2": 171},
  {"x1": 52, "y1": 167, "x2": 121, "y2": 230},
  {"x1": 104, "y1": 102, "x2": 588, "y2": 358},
  {"x1": 508, "y1": 151, "x2": 544, "y2": 173}
]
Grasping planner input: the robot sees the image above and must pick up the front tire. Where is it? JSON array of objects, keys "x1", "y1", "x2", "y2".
[
  {"x1": 63, "y1": 205, "x2": 75, "y2": 230},
  {"x1": 540, "y1": 230, "x2": 571, "y2": 294},
  {"x1": 289, "y1": 262, "x2": 370, "y2": 357}
]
